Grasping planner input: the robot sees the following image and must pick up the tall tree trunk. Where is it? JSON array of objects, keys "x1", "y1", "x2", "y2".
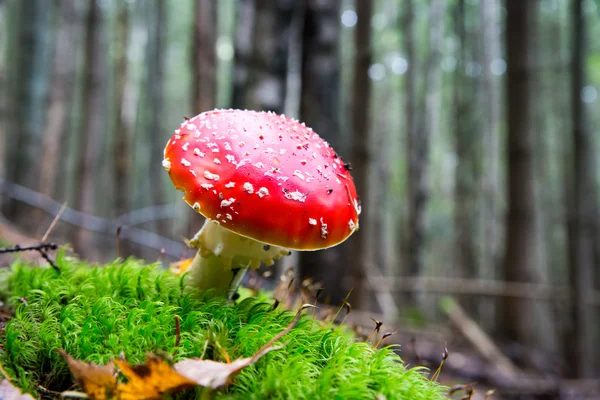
[
  {"x1": 399, "y1": 0, "x2": 416, "y2": 291},
  {"x1": 186, "y1": 0, "x2": 217, "y2": 238},
  {"x1": 191, "y1": 0, "x2": 216, "y2": 114},
  {"x1": 147, "y1": 0, "x2": 167, "y2": 234},
  {"x1": 3, "y1": 0, "x2": 53, "y2": 229},
  {"x1": 0, "y1": 1, "x2": 6, "y2": 184},
  {"x1": 74, "y1": 0, "x2": 106, "y2": 257},
  {"x1": 405, "y1": 0, "x2": 446, "y2": 302},
  {"x1": 348, "y1": 0, "x2": 373, "y2": 310},
  {"x1": 39, "y1": 0, "x2": 78, "y2": 200},
  {"x1": 502, "y1": 0, "x2": 534, "y2": 342},
  {"x1": 298, "y1": 0, "x2": 345, "y2": 302},
  {"x1": 565, "y1": 0, "x2": 597, "y2": 378},
  {"x1": 74, "y1": 1, "x2": 106, "y2": 258},
  {"x1": 452, "y1": 0, "x2": 479, "y2": 314},
  {"x1": 231, "y1": 0, "x2": 294, "y2": 113},
  {"x1": 479, "y1": 0, "x2": 501, "y2": 330},
  {"x1": 112, "y1": 1, "x2": 131, "y2": 256},
  {"x1": 0, "y1": 0, "x2": 7, "y2": 195},
  {"x1": 501, "y1": 0, "x2": 557, "y2": 355}
]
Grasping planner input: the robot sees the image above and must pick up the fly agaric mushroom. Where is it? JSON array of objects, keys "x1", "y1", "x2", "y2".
[{"x1": 163, "y1": 109, "x2": 360, "y2": 297}]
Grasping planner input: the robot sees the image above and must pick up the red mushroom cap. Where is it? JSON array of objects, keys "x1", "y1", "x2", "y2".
[{"x1": 163, "y1": 109, "x2": 360, "y2": 250}]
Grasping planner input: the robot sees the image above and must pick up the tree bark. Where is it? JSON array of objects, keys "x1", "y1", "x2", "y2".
[
  {"x1": 147, "y1": 0, "x2": 167, "y2": 234},
  {"x1": 191, "y1": 0, "x2": 216, "y2": 114},
  {"x1": 348, "y1": 0, "x2": 373, "y2": 310},
  {"x1": 501, "y1": 0, "x2": 557, "y2": 355},
  {"x1": 231, "y1": 0, "x2": 294, "y2": 114},
  {"x1": 185, "y1": 0, "x2": 217, "y2": 238},
  {"x1": 565, "y1": 0, "x2": 597, "y2": 378},
  {"x1": 298, "y1": 0, "x2": 346, "y2": 302},
  {"x1": 452, "y1": 0, "x2": 479, "y2": 314},
  {"x1": 0, "y1": 0, "x2": 7, "y2": 188},
  {"x1": 39, "y1": 0, "x2": 78, "y2": 200},
  {"x1": 74, "y1": 0, "x2": 106, "y2": 257},
  {"x1": 405, "y1": 0, "x2": 446, "y2": 301},
  {"x1": 479, "y1": 0, "x2": 501, "y2": 330},
  {"x1": 399, "y1": 0, "x2": 416, "y2": 289},
  {"x1": 112, "y1": 1, "x2": 131, "y2": 257},
  {"x1": 2, "y1": 0, "x2": 53, "y2": 229}
]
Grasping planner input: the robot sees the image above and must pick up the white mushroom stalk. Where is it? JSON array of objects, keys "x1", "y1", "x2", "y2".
[{"x1": 184, "y1": 220, "x2": 289, "y2": 297}]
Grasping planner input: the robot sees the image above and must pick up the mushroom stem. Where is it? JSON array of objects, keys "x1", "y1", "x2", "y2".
[
  {"x1": 185, "y1": 220, "x2": 290, "y2": 296},
  {"x1": 185, "y1": 253, "x2": 241, "y2": 295}
]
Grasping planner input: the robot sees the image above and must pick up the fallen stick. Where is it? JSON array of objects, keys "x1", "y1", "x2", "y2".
[{"x1": 441, "y1": 297, "x2": 519, "y2": 378}]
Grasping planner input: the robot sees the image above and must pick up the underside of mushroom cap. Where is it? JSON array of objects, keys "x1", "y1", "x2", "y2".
[{"x1": 163, "y1": 109, "x2": 360, "y2": 250}]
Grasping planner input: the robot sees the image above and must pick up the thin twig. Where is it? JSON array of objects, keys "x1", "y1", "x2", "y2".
[
  {"x1": 41, "y1": 202, "x2": 67, "y2": 242},
  {"x1": 0, "y1": 243, "x2": 58, "y2": 253},
  {"x1": 39, "y1": 250, "x2": 60, "y2": 273},
  {"x1": 0, "y1": 242, "x2": 60, "y2": 272}
]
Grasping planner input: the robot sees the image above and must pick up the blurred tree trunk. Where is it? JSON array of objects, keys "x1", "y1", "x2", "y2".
[
  {"x1": 191, "y1": 0, "x2": 216, "y2": 114},
  {"x1": 2, "y1": 0, "x2": 53, "y2": 229},
  {"x1": 399, "y1": 0, "x2": 416, "y2": 292},
  {"x1": 348, "y1": 0, "x2": 373, "y2": 309},
  {"x1": 186, "y1": 0, "x2": 217, "y2": 238},
  {"x1": 147, "y1": 0, "x2": 167, "y2": 234},
  {"x1": 565, "y1": 0, "x2": 597, "y2": 378},
  {"x1": 231, "y1": 0, "x2": 294, "y2": 113},
  {"x1": 298, "y1": 0, "x2": 345, "y2": 302},
  {"x1": 74, "y1": 0, "x2": 106, "y2": 257},
  {"x1": 405, "y1": 0, "x2": 446, "y2": 301},
  {"x1": 0, "y1": 0, "x2": 7, "y2": 194},
  {"x1": 39, "y1": 0, "x2": 77, "y2": 201},
  {"x1": 112, "y1": 1, "x2": 131, "y2": 256},
  {"x1": 479, "y1": 0, "x2": 501, "y2": 329},
  {"x1": 501, "y1": 0, "x2": 557, "y2": 355},
  {"x1": 452, "y1": 0, "x2": 478, "y2": 314}
]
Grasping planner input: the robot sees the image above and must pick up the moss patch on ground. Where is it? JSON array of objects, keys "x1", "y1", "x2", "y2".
[{"x1": 0, "y1": 254, "x2": 446, "y2": 399}]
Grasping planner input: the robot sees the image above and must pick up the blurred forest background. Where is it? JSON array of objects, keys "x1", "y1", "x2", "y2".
[{"x1": 1, "y1": 0, "x2": 600, "y2": 397}]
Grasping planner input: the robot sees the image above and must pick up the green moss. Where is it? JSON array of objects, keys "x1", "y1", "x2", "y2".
[{"x1": 0, "y1": 253, "x2": 445, "y2": 399}]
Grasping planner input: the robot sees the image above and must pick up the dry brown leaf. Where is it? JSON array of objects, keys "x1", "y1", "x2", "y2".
[
  {"x1": 60, "y1": 305, "x2": 310, "y2": 399},
  {"x1": 174, "y1": 304, "x2": 310, "y2": 389},
  {"x1": 59, "y1": 350, "x2": 117, "y2": 400},
  {"x1": 0, "y1": 380, "x2": 36, "y2": 400},
  {"x1": 174, "y1": 345, "x2": 282, "y2": 389}
]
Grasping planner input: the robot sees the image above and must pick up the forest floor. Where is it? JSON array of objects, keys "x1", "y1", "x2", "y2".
[{"x1": 0, "y1": 252, "x2": 447, "y2": 400}]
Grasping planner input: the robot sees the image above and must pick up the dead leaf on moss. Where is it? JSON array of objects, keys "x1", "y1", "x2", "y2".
[
  {"x1": 60, "y1": 305, "x2": 310, "y2": 399},
  {"x1": 114, "y1": 355, "x2": 196, "y2": 400},
  {"x1": 58, "y1": 350, "x2": 117, "y2": 400},
  {"x1": 169, "y1": 258, "x2": 193, "y2": 275},
  {"x1": 0, "y1": 380, "x2": 36, "y2": 400},
  {"x1": 174, "y1": 344, "x2": 283, "y2": 389}
]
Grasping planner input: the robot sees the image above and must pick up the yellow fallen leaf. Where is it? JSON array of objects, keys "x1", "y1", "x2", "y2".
[
  {"x1": 114, "y1": 355, "x2": 195, "y2": 400},
  {"x1": 169, "y1": 258, "x2": 194, "y2": 275}
]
